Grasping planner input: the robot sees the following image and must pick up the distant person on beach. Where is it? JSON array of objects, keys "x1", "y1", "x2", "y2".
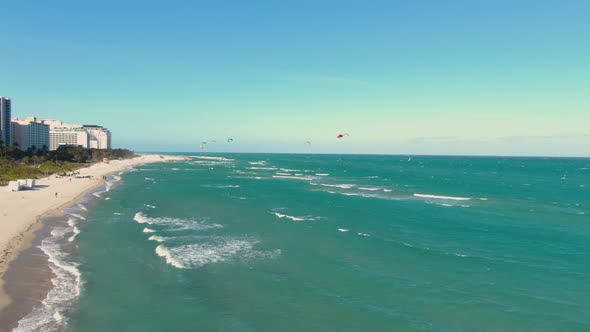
[{"x1": 55, "y1": 192, "x2": 58, "y2": 198}]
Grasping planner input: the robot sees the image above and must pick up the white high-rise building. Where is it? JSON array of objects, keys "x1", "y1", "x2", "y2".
[
  {"x1": 83, "y1": 125, "x2": 112, "y2": 149},
  {"x1": 42, "y1": 120, "x2": 112, "y2": 150},
  {"x1": 10, "y1": 117, "x2": 50, "y2": 151},
  {"x1": 0, "y1": 97, "x2": 11, "y2": 145},
  {"x1": 43, "y1": 120, "x2": 89, "y2": 150}
]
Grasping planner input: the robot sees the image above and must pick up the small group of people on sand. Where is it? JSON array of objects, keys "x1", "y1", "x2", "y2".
[{"x1": 56, "y1": 171, "x2": 81, "y2": 178}]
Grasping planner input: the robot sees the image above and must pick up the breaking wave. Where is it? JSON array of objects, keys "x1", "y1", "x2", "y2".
[
  {"x1": 13, "y1": 228, "x2": 81, "y2": 331},
  {"x1": 272, "y1": 175, "x2": 315, "y2": 181},
  {"x1": 133, "y1": 212, "x2": 223, "y2": 231},
  {"x1": 149, "y1": 235, "x2": 166, "y2": 243},
  {"x1": 155, "y1": 237, "x2": 280, "y2": 269},
  {"x1": 192, "y1": 156, "x2": 235, "y2": 162},
  {"x1": 413, "y1": 193, "x2": 472, "y2": 201}
]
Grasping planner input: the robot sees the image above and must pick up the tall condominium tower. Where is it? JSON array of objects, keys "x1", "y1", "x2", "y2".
[{"x1": 0, "y1": 96, "x2": 11, "y2": 145}]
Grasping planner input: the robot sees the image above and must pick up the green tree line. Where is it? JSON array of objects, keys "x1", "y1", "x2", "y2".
[{"x1": 0, "y1": 142, "x2": 136, "y2": 184}]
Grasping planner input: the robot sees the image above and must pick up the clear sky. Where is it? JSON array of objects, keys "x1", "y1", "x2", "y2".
[{"x1": 1, "y1": 0, "x2": 589, "y2": 156}]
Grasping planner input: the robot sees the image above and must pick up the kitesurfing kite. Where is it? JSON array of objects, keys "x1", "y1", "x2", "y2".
[
  {"x1": 200, "y1": 142, "x2": 207, "y2": 149},
  {"x1": 227, "y1": 138, "x2": 234, "y2": 143},
  {"x1": 336, "y1": 133, "x2": 349, "y2": 139}
]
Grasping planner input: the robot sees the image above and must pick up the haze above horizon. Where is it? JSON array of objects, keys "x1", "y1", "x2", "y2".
[{"x1": 1, "y1": 0, "x2": 589, "y2": 156}]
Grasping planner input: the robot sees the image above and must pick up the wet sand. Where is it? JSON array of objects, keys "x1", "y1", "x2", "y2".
[{"x1": 0, "y1": 219, "x2": 54, "y2": 332}]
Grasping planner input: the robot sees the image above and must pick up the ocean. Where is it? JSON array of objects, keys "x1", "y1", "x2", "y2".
[{"x1": 12, "y1": 154, "x2": 590, "y2": 331}]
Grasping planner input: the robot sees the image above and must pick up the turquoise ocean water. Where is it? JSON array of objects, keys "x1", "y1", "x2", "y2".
[{"x1": 14, "y1": 154, "x2": 590, "y2": 331}]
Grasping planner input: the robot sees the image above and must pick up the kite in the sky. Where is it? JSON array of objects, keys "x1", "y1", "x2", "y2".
[
  {"x1": 227, "y1": 138, "x2": 234, "y2": 143},
  {"x1": 336, "y1": 133, "x2": 349, "y2": 139},
  {"x1": 200, "y1": 142, "x2": 207, "y2": 149}
]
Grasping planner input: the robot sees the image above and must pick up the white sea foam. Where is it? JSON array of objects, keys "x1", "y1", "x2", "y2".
[
  {"x1": 155, "y1": 238, "x2": 280, "y2": 269},
  {"x1": 273, "y1": 212, "x2": 305, "y2": 221},
  {"x1": 149, "y1": 235, "x2": 166, "y2": 242},
  {"x1": 67, "y1": 226, "x2": 80, "y2": 242},
  {"x1": 14, "y1": 227, "x2": 82, "y2": 331},
  {"x1": 113, "y1": 212, "x2": 123, "y2": 215},
  {"x1": 143, "y1": 228, "x2": 156, "y2": 233},
  {"x1": 247, "y1": 167, "x2": 278, "y2": 170},
  {"x1": 338, "y1": 228, "x2": 350, "y2": 232},
  {"x1": 357, "y1": 232, "x2": 371, "y2": 237},
  {"x1": 134, "y1": 212, "x2": 153, "y2": 224},
  {"x1": 76, "y1": 204, "x2": 87, "y2": 211},
  {"x1": 319, "y1": 183, "x2": 355, "y2": 189},
  {"x1": 53, "y1": 311, "x2": 63, "y2": 323},
  {"x1": 383, "y1": 189, "x2": 393, "y2": 192},
  {"x1": 133, "y1": 212, "x2": 223, "y2": 231},
  {"x1": 275, "y1": 172, "x2": 292, "y2": 176},
  {"x1": 193, "y1": 156, "x2": 235, "y2": 162},
  {"x1": 201, "y1": 184, "x2": 240, "y2": 188},
  {"x1": 156, "y1": 245, "x2": 186, "y2": 269},
  {"x1": 66, "y1": 218, "x2": 76, "y2": 228},
  {"x1": 358, "y1": 187, "x2": 382, "y2": 191},
  {"x1": 343, "y1": 192, "x2": 379, "y2": 198},
  {"x1": 279, "y1": 168, "x2": 301, "y2": 172},
  {"x1": 67, "y1": 213, "x2": 86, "y2": 221},
  {"x1": 413, "y1": 193, "x2": 472, "y2": 201},
  {"x1": 315, "y1": 173, "x2": 329, "y2": 176},
  {"x1": 272, "y1": 175, "x2": 314, "y2": 181},
  {"x1": 248, "y1": 161, "x2": 267, "y2": 165},
  {"x1": 190, "y1": 160, "x2": 234, "y2": 167}
]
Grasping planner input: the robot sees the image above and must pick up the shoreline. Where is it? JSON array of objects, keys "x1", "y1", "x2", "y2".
[{"x1": 0, "y1": 154, "x2": 188, "y2": 325}]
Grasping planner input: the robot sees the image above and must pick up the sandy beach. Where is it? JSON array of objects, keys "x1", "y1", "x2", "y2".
[{"x1": 0, "y1": 154, "x2": 187, "y2": 315}]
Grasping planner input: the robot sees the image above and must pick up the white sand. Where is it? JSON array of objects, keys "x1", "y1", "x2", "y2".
[{"x1": 0, "y1": 154, "x2": 187, "y2": 309}]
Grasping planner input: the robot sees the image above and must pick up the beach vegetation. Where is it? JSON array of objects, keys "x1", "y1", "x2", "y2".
[{"x1": 0, "y1": 145, "x2": 137, "y2": 185}]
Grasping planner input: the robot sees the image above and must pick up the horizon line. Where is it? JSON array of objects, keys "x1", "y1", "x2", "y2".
[{"x1": 134, "y1": 151, "x2": 590, "y2": 159}]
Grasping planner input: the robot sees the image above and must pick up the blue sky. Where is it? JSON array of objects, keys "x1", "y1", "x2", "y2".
[{"x1": 1, "y1": 0, "x2": 589, "y2": 156}]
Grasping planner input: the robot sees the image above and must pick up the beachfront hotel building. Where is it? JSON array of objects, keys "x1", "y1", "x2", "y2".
[
  {"x1": 42, "y1": 120, "x2": 112, "y2": 150},
  {"x1": 83, "y1": 125, "x2": 112, "y2": 149},
  {"x1": 43, "y1": 120, "x2": 89, "y2": 150},
  {"x1": 0, "y1": 96, "x2": 11, "y2": 145},
  {"x1": 10, "y1": 117, "x2": 50, "y2": 151}
]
